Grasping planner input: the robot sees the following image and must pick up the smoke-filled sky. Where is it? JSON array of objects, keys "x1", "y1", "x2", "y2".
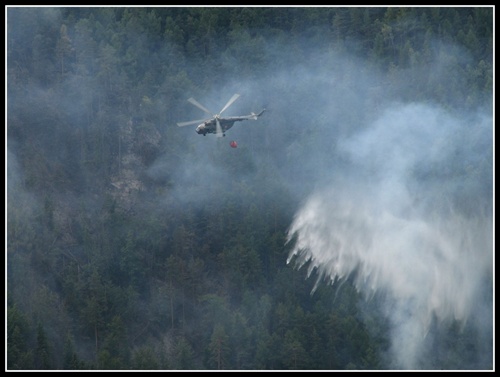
[
  {"x1": 148, "y1": 33, "x2": 494, "y2": 369},
  {"x1": 7, "y1": 7, "x2": 493, "y2": 370},
  {"x1": 117, "y1": 13, "x2": 494, "y2": 369},
  {"x1": 286, "y1": 102, "x2": 493, "y2": 369}
]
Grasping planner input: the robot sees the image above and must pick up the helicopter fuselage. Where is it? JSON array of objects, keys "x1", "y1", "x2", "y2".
[{"x1": 195, "y1": 118, "x2": 240, "y2": 136}]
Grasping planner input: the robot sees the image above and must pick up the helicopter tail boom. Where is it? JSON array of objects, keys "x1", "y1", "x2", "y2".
[{"x1": 250, "y1": 109, "x2": 266, "y2": 120}]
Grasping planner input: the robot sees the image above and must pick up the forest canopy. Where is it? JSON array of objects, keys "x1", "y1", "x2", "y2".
[{"x1": 6, "y1": 6, "x2": 493, "y2": 370}]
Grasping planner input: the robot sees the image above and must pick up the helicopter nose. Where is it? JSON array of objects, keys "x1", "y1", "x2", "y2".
[{"x1": 196, "y1": 124, "x2": 207, "y2": 135}]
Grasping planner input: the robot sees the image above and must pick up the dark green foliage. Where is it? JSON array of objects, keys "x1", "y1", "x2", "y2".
[
  {"x1": 7, "y1": 305, "x2": 34, "y2": 370},
  {"x1": 98, "y1": 316, "x2": 130, "y2": 369},
  {"x1": 63, "y1": 333, "x2": 87, "y2": 370},
  {"x1": 207, "y1": 323, "x2": 231, "y2": 369},
  {"x1": 132, "y1": 346, "x2": 160, "y2": 370},
  {"x1": 171, "y1": 335, "x2": 196, "y2": 369},
  {"x1": 6, "y1": 6, "x2": 492, "y2": 371},
  {"x1": 35, "y1": 323, "x2": 53, "y2": 369}
]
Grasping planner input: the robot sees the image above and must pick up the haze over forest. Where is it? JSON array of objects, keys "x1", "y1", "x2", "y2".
[{"x1": 7, "y1": 6, "x2": 493, "y2": 370}]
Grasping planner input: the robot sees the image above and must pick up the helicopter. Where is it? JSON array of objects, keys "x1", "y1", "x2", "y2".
[{"x1": 177, "y1": 94, "x2": 265, "y2": 137}]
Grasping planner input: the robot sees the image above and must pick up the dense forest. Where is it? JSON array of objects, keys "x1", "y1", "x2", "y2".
[{"x1": 6, "y1": 6, "x2": 493, "y2": 370}]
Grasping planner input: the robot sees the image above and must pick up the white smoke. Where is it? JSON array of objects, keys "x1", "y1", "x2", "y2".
[{"x1": 286, "y1": 102, "x2": 493, "y2": 369}]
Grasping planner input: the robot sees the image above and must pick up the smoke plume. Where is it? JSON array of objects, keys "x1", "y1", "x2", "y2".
[{"x1": 286, "y1": 102, "x2": 493, "y2": 369}]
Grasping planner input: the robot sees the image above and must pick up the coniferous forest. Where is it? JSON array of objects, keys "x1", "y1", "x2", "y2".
[{"x1": 7, "y1": 6, "x2": 493, "y2": 370}]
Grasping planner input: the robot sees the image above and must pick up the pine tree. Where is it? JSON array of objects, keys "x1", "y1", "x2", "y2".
[{"x1": 35, "y1": 323, "x2": 53, "y2": 370}]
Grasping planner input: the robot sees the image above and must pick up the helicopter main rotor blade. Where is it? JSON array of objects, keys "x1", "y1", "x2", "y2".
[
  {"x1": 177, "y1": 118, "x2": 208, "y2": 127},
  {"x1": 219, "y1": 94, "x2": 240, "y2": 115},
  {"x1": 188, "y1": 98, "x2": 214, "y2": 116},
  {"x1": 216, "y1": 118, "x2": 223, "y2": 137}
]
